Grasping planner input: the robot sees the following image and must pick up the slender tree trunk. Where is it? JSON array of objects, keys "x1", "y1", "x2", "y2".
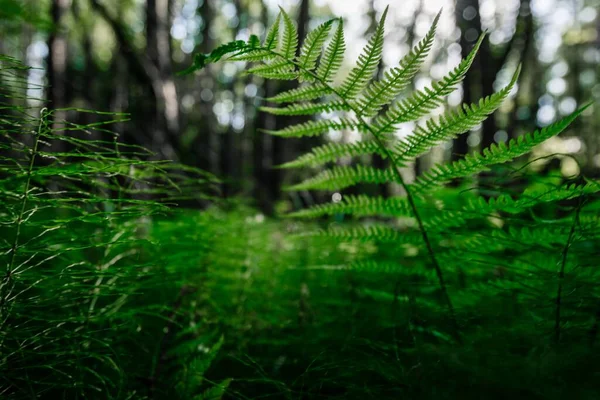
[
  {"x1": 146, "y1": 0, "x2": 179, "y2": 159},
  {"x1": 505, "y1": 1, "x2": 534, "y2": 140},
  {"x1": 452, "y1": 0, "x2": 481, "y2": 161},
  {"x1": 71, "y1": 0, "x2": 98, "y2": 131},
  {"x1": 195, "y1": 0, "x2": 218, "y2": 173},
  {"x1": 219, "y1": 0, "x2": 246, "y2": 197},
  {"x1": 47, "y1": 0, "x2": 70, "y2": 134},
  {"x1": 255, "y1": 81, "x2": 276, "y2": 212}
]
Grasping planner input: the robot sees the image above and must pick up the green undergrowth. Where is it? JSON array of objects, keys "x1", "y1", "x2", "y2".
[
  {"x1": 179, "y1": 5, "x2": 600, "y2": 398},
  {"x1": 0, "y1": 55, "x2": 227, "y2": 399},
  {"x1": 156, "y1": 203, "x2": 600, "y2": 400}
]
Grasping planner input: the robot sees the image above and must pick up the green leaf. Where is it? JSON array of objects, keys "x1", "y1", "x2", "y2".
[
  {"x1": 355, "y1": 10, "x2": 440, "y2": 117},
  {"x1": 179, "y1": 40, "x2": 251, "y2": 75},
  {"x1": 316, "y1": 19, "x2": 346, "y2": 82},
  {"x1": 373, "y1": 33, "x2": 485, "y2": 135},
  {"x1": 194, "y1": 379, "x2": 232, "y2": 400},
  {"x1": 280, "y1": 8, "x2": 299, "y2": 59},
  {"x1": 338, "y1": 6, "x2": 388, "y2": 99},
  {"x1": 412, "y1": 103, "x2": 590, "y2": 192},
  {"x1": 285, "y1": 165, "x2": 399, "y2": 191},
  {"x1": 260, "y1": 100, "x2": 350, "y2": 116},
  {"x1": 395, "y1": 64, "x2": 520, "y2": 163},
  {"x1": 266, "y1": 83, "x2": 331, "y2": 103},
  {"x1": 263, "y1": 117, "x2": 363, "y2": 138},
  {"x1": 278, "y1": 139, "x2": 383, "y2": 169},
  {"x1": 298, "y1": 19, "x2": 335, "y2": 73},
  {"x1": 264, "y1": 12, "x2": 282, "y2": 49}
]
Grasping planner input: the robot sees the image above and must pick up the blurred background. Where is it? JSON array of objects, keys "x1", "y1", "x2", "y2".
[{"x1": 1, "y1": 0, "x2": 599, "y2": 212}]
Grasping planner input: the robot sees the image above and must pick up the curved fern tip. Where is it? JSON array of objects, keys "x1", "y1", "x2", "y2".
[
  {"x1": 507, "y1": 63, "x2": 522, "y2": 87},
  {"x1": 381, "y1": 5, "x2": 390, "y2": 21}
]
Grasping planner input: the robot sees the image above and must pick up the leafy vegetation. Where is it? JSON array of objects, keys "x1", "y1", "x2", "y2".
[
  {"x1": 1, "y1": 5, "x2": 600, "y2": 400},
  {"x1": 0, "y1": 55, "x2": 226, "y2": 399}
]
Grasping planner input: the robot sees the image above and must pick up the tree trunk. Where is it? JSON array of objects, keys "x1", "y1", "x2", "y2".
[
  {"x1": 146, "y1": 0, "x2": 179, "y2": 159},
  {"x1": 47, "y1": 0, "x2": 70, "y2": 135},
  {"x1": 194, "y1": 0, "x2": 218, "y2": 174},
  {"x1": 452, "y1": 0, "x2": 481, "y2": 161}
]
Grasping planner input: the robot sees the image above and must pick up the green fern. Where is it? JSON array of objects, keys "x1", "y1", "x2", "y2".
[
  {"x1": 186, "y1": 6, "x2": 597, "y2": 345},
  {"x1": 411, "y1": 104, "x2": 591, "y2": 193}
]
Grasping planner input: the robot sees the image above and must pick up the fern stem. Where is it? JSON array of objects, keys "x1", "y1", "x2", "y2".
[
  {"x1": 554, "y1": 198, "x2": 583, "y2": 343},
  {"x1": 263, "y1": 49, "x2": 461, "y2": 343}
]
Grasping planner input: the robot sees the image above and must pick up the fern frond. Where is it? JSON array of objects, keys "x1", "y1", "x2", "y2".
[
  {"x1": 260, "y1": 100, "x2": 350, "y2": 116},
  {"x1": 286, "y1": 194, "x2": 469, "y2": 231},
  {"x1": 310, "y1": 225, "x2": 423, "y2": 244},
  {"x1": 349, "y1": 260, "x2": 438, "y2": 280},
  {"x1": 298, "y1": 19, "x2": 335, "y2": 77},
  {"x1": 285, "y1": 165, "x2": 398, "y2": 191},
  {"x1": 464, "y1": 180, "x2": 600, "y2": 215},
  {"x1": 316, "y1": 19, "x2": 346, "y2": 82},
  {"x1": 264, "y1": 12, "x2": 282, "y2": 49},
  {"x1": 355, "y1": 11, "x2": 440, "y2": 117},
  {"x1": 338, "y1": 6, "x2": 388, "y2": 100},
  {"x1": 267, "y1": 83, "x2": 331, "y2": 103},
  {"x1": 395, "y1": 65, "x2": 520, "y2": 164},
  {"x1": 373, "y1": 33, "x2": 485, "y2": 135},
  {"x1": 412, "y1": 104, "x2": 590, "y2": 192},
  {"x1": 278, "y1": 140, "x2": 384, "y2": 169},
  {"x1": 262, "y1": 118, "x2": 362, "y2": 138},
  {"x1": 178, "y1": 39, "x2": 253, "y2": 74},
  {"x1": 457, "y1": 226, "x2": 573, "y2": 252},
  {"x1": 246, "y1": 60, "x2": 297, "y2": 80},
  {"x1": 287, "y1": 195, "x2": 411, "y2": 218},
  {"x1": 229, "y1": 49, "x2": 277, "y2": 62},
  {"x1": 280, "y1": 8, "x2": 299, "y2": 59}
]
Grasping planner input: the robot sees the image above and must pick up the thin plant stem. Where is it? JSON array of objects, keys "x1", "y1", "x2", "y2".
[{"x1": 2, "y1": 108, "x2": 46, "y2": 308}]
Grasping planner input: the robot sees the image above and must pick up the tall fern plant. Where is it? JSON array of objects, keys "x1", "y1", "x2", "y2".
[{"x1": 185, "y1": 7, "x2": 599, "y2": 344}]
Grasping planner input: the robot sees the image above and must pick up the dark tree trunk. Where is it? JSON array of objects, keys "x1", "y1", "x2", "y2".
[
  {"x1": 194, "y1": 0, "x2": 218, "y2": 174},
  {"x1": 252, "y1": 3, "x2": 276, "y2": 213},
  {"x1": 146, "y1": 0, "x2": 179, "y2": 159},
  {"x1": 218, "y1": 0, "x2": 246, "y2": 197},
  {"x1": 47, "y1": 0, "x2": 70, "y2": 134},
  {"x1": 452, "y1": 0, "x2": 481, "y2": 161},
  {"x1": 255, "y1": 81, "x2": 276, "y2": 213},
  {"x1": 505, "y1": 1, "x2": 534, "y2": 141}
]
